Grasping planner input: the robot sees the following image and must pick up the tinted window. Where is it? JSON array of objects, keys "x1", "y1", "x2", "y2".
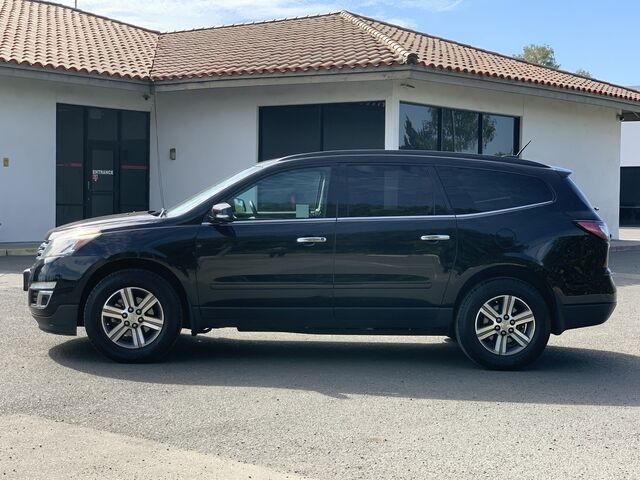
[
  {"x1": 399, "y1": 103, "x2": 438, "y2": 150},
  {"x1": 483, "y1": 115, "x2": 517, "y2": 156},
  {"x1": 231, "y1": 167, "x2": 331, "y2": 220},
  {"x1": 399, "y1": 102, "x2": 520, "y2": 156},
  {"x1": 343, "y1": 165, "x2": 434, "y2": 217},
  {"x1": 56, "y1": 104, "x2": 85, "y2": 226},
  {"x1": 259, "y1": 102, "x2": 385, "y2": 161},
  {"x1": 438, "y1": 166, "x2": 553, "y2": 214},
  {"x1": 259, "y1": 105, "x2": 321, "y2": 160},
  {"x1": 323, "y1": 102, "x2": 385, "y2": 151},
  {"x1": 442, "y1": 108, "x2": 478, "y2": 153}
]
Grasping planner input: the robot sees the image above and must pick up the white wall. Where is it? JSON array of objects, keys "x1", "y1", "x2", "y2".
[
  {"x1": 621, "y1": 121, "x2": 640, "y2": 166},
  {"x1": 395, "y1": 79, "x2": 621, "y2": 237},
  {"x1": 0, "y1": 75, "x2": 153, "y2": 242}
]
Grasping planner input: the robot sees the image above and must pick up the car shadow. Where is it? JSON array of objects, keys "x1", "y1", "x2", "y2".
[{"x1": 49, "y1": 334, "x2": 639, "y2": 406}]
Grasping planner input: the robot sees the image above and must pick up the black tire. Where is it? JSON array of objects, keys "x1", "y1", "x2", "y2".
[
  {"x1": 84, "y1": 269, "x2": 182, "y2": 363},
  {"x1": 455, "y1": 278, "x2": 550, "y2": 370}
]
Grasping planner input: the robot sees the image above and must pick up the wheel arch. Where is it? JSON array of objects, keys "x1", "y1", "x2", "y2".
[
  {"x1": 451, "y1": 265, "x2": 559, "y2": 335},
  {"x1": 78, "y1": 258, "x2": 192, "y2": 329}
]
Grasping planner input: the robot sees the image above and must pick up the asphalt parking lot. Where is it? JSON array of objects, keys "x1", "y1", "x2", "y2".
[{"x1": 1, "y1": 252, "x2": 639, "y2": 479}]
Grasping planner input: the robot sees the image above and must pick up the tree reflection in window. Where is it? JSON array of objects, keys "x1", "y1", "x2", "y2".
[{"x1": 399, "y1": 102, "x2": 518, "y2": 156}]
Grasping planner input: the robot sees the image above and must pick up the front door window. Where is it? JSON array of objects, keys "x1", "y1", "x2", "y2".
[{"x1": 230, "y1": 167, "x2": 332, "y2": 221}]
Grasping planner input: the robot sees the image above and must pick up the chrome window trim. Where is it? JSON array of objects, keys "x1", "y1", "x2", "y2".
[
  {"x1": 337, "y1": 215, "x2": 455, "y2": 222},
  {"x1": 202, "y1": 217, "x2": 336, "y2": 226},
  {"x1": 201, "y1": 200, "x2": 553, "y2": 225},
  {"x1": 454, "y1": 200, "x2": 554, "y2": 219},
  {"x1": 336, "y1": 200, "x2": 553, "y2": 221}
]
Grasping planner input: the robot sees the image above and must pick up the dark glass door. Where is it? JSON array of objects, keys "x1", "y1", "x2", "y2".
[
  {"x1": 87, "y1": 144, "x2": 117, "y2": 217},
  {"x1": 56, "y1": 104, "x2": 150, "y2": 226}
]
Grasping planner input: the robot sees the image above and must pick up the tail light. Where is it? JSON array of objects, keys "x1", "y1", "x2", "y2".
[{"x1": 575, "y1": 220, "x2": 610, "y2": 241}]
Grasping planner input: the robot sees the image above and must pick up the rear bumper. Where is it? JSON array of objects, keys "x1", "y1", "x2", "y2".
[
  {"x1": 555, "y1": 301, "x2": 616, "y2": 334},
  {"x1": 31, "y1": 305, "x2": 78, "y2": 336}
]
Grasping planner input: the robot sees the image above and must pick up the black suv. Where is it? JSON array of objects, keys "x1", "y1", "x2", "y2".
[{"x1": 24, "y1": 151, "x2": 616, "y2": 369}]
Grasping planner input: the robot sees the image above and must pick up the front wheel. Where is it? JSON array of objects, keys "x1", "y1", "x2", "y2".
[
  {"x1": 84, "y1": 269, "x2": 182, "y2": 363},
  {"x1": 455, "y1": 278, "x2": 550, "y2": 370}
]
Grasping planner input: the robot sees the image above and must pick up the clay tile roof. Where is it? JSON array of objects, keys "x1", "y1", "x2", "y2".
[
  {"x1": 150, "y1": 12, "x2": 407, "y2": 81},
  {"x1": 1, "y1": 1, "x2": 639, "y2": 105},
  {"x1": 359, "y1": 15, "x2": 640, "y2": 104},
  {"x1": 0, "y1": 0, "x2": 158, "y2": 80}
]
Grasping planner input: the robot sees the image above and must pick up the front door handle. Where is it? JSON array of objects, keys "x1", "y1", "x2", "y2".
[
  {"x1": 297, "y1": 237, "x2": 327, "y2": 244},
  {"x1": 420, "y1": 234, "x2": 451, "y2": 241}
]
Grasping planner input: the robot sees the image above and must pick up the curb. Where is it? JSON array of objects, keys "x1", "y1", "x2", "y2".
[
  {"x1": 610, "y1": 243, "x2": 640, "y2": 253},
  {"x1": 2, "y1": 248, "x2": 37, "y2": 256}
]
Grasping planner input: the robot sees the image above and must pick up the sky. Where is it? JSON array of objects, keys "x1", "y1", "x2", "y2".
[{"x1": 57, "y1": 0, "x2": 640, "y2": 87}]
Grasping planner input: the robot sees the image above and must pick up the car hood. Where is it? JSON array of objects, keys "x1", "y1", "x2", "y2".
[{"x1": 46, "y1": 211, "x2": 162, "y2": 241}]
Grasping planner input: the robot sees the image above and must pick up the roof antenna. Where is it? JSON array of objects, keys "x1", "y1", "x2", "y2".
[
  {"x1": 515, "y1": 139, "x2": 532, "y2": 158},
  {"x1": 74, "y1": 1, "x2": 78, "y2": 8}
]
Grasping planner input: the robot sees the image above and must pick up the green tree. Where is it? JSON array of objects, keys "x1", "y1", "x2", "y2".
[
  {"x1": 575, "y1": 68, "x2": 592, "y2": 78},
  {"x1": 514, "y1": 44, "x2": 560, "y2": 69}
]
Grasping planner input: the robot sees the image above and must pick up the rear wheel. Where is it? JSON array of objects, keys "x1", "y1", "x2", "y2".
[
  {"x1": 455, "y1": 278, "x2": 550, "y2": 370},
  {"x1": 84, "y1": 269, "x2": 182, "y2": 363}
]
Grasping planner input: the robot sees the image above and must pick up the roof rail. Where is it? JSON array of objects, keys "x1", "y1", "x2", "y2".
[{"x1": 275, "y1": 149, "x2": 550, "y2": 168}]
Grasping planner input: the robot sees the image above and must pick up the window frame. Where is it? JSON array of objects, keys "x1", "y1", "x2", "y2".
[
  {"x1": 223, "y1": 163, "x2": 339, "y2": 222},
  {"x1": 398, "y1": 101, "x2": 521, "y2": 157},
  {"x1": 257, "y1": 101, "x2": 386, "y2": 161},
  {"x1": 434, "y1": 164, "x2": 556, "y2": 217},
  {"x1": 336, "y1": 162, "x2": 447, "y2": 219}
]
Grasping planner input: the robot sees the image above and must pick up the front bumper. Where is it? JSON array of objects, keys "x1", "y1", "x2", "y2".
[
  {"x1": 31, "y1": 305, "x2": 79, "y2": 335},
  {"x1": 24, "y1": 268, "x2": 78, "y2": 336}
]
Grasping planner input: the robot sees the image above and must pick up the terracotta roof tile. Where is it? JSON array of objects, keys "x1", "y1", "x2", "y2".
[
  {"x1": 0, "y1": 1, "x2": 638, "y2": 105},
  {"x1": 0, "y1": 0, "x2": 158, "y2": 79},
  {"x1": 150, "y1": 13, "x2": 403, "y2": 80},
  {"x1": 360, "y1": 15, "x2": 640, "y2": 104}
]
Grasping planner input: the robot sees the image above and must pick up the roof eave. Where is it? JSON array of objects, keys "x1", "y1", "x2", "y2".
[
  {"x1": 152, "y1": 64, "x2": 640, "y2": 112},
  {"x1": 0, "y1": 62, "x2": 151, "y2": 91}
]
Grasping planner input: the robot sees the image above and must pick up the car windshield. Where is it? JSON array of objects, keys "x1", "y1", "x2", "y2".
[{"x1": 165, "y1": 164, "x2": 265, "y2": 217}]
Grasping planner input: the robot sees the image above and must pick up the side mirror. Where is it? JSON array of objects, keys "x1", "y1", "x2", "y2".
[{"x1": 210, "y1": 202, "x2": 234, "y2": 223}]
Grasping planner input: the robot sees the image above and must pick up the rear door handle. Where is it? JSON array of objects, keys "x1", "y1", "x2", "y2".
[
  {"x1": 297, "y1": 237, "x2": 327, "y2": 244},
  {"x1": 420, "y1": 234, "x2": 450, "y2": 241}
]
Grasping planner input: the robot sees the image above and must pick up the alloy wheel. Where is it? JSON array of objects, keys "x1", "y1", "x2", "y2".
[
  {"x1": 100, "y1": 287, "x2": 165, "y2": 349},
  {"x1": 474, "y1": 294, "x2": 536, "y2": 356}
]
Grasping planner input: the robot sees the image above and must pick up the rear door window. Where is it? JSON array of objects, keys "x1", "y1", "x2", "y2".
[
  {"x1": 437, "y1": 166, "x2": 553, "y2": 215},
  {"x1": 341, "y1": 164, "x2": 435, "y2": 217}
]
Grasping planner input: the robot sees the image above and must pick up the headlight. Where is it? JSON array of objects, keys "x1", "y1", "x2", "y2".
[{"x1": 42, "y1": 231, "x2": 101, "y2": 258}]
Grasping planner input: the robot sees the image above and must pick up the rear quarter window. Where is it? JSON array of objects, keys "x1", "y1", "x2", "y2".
[{"x1": 437, "y1": 166, "x2": 553, "y2": 215}]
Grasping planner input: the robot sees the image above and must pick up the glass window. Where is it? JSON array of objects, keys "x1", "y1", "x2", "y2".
[
  {"x1": 56, "y1": 104, "x2": 85, "y2": 226},
  {"x1": 259, "y1": 102, "x2": 385, "y2": 161},
  {"x1": 442, "y1": 108, "x2": 479, "y2": 153},
  {"x1": 398, "y1": 102, "x2": 520, "y2": 157},
  {"x1": 231, "y1": 167, "x2": 332, "y2": 221},
  {"x1": 483, "y1": 115, "x2": 517, "y2": 156},
  {"x1": 437, "y1": 166, "x2": 553, "y2": 214},
  {"x1": 323, "y1": 102, "x2": 385, "y2": 151},
  {"x1": 259, "y1": 105, "x2": 321, "y2": 161},
  {"x1": 399, "y1": 103, "x2": 438, "y2": 150},
  {"x1": 87, "y1": 107, "x2": 117, "y2": 142},
  {"x1": 343, "y1": 165, "x2": 434, "y2": 217}
]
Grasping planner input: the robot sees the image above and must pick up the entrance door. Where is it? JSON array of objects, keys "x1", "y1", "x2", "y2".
[
  {"x1": 87, "y1": 145, "x2": 117, "y2": 217},
  {"x1": 55, "y1": 104, "x2": 150, "y2": 226}
]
